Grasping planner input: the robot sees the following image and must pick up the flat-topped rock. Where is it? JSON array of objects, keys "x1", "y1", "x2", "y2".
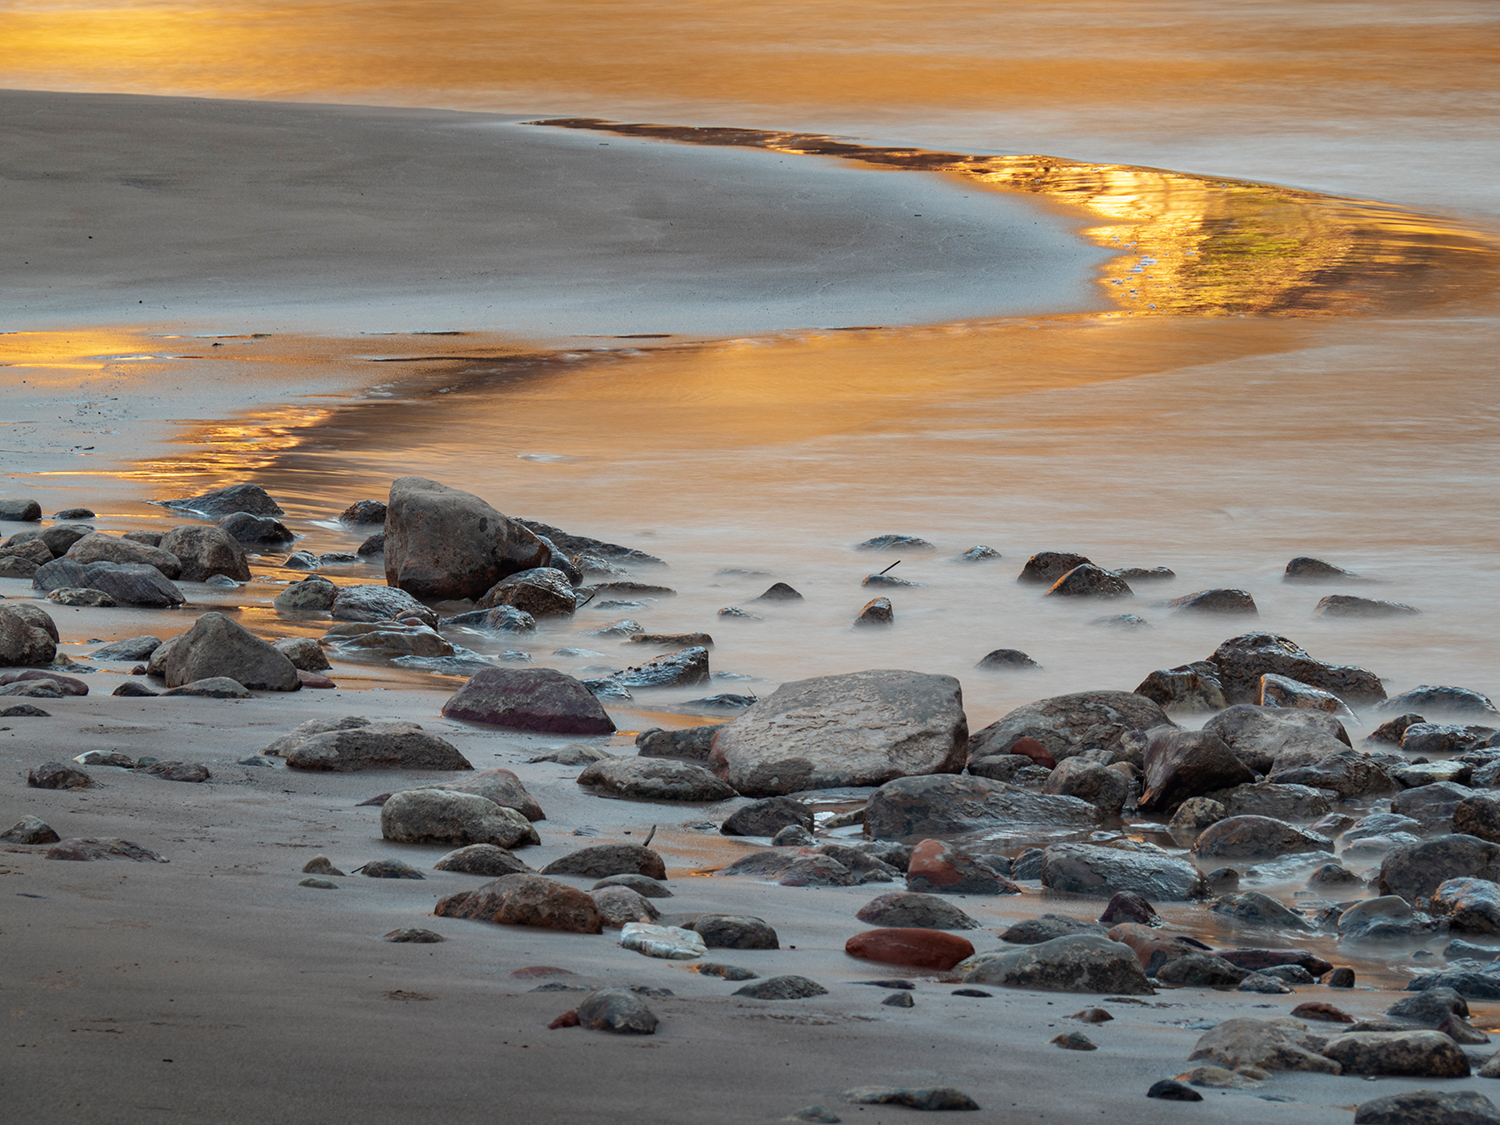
[
  {"x1": 380, "y1": 790, "x2": 539, "y2": 848},
  {"x1": 865, "y1": 774, "x2": 1100, "y2": 842},
  {"x1": 264, "y1": 716, "x2": 471, "y2": 772},
  {"x1": 441, "y1": 667, "x2": 615, "y2": 734},
  {"x1": 1041, "y1": 842, "x2": 1207, "y2": 901},
  {"x1": 968, "y1": 690, "x2": 1171, "y2": 762},
  {"x1": 577, "y1": 757, "x2": 737, "y2": 802}
]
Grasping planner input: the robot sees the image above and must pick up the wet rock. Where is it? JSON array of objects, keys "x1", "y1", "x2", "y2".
[
  {"x1": 708, "y1": 670, "x2": 966, "y2": 797},
  {"x1": 65, "y1": 532, "x2": 182, "y2": 578},
  {"x1": 751, "y1": 582, "x2": 803, "y2": 604},
  {"x1": 46, "y1": 586, "x2": 116, "y2": 607},
  {"x1": 721, "y1": 796, "x2": 814, "y2": 837},
  {"x1": 855, "y1": 534, "x2": 934, "y2": 553},
  {"x1": 269, "y1": 717, "x2": 472, "y2": 772},
  {"x1": 272, "y1": 636, "x2": 331, "y2": 672},
  {"x1": 1291, "y1": 1001, "x2": 1354, "y2": 1023},
  {"x1": 27, "y1": 761, "x2": 93, "y2": 789},
  {"x1": 1098, "y1": 891, "x2": 1160, "y2": 927},
  {"x1": 158, "y1": 525, "x2": 251, "y2": 583},
  {"x1": 1156, "y1": 953, "x2": 1250, "y2": 989},
  {"x1": 433, "y1": 873, "x2": 604, "y2": 933},
  {"x1": 1213, "y1": 891, "x2": 1313, "y2": 931},
  {"x1": 856, "y1": 892, "x2": 979, "y2": 931},
  {"x1": 611, "y1": 646, "x2": 710, "y2": 689},
  {"x1": 577, "y1": 757, "x2": 736, "y2": 802},
  {"x1": 1238, "y1": 971, "x2": 1294, "y2": 993},
  {"x1": 1042, "y1": 842, "x2": 1206, "y2": 900},
  {"x1": 1315, "y1": 594, "x2": 1420, "y2": 619},
  {"x1": 137, "y1": 761, "x2": 210, "y2": 783},
  {"x1": 476, "y1": 566, "x2": 576, "y2": 618},
  {"x1": 160, "y1": 483, "x2": 282, "y2": 519},
  {"x1": 1381, "y1": 835, "x2": 1500, "y2": 903},
  {"x1": 968, "y1": 690, "x2": 1171, "y2": 763},
  {"x1": 1387, "y1": 987, "x2": 1469, "y2": 1026},
  {"x1": 1167, "y1": 588, "x2": 1257, "y2": 615},
  {"x1": 1044, "y1": 564, "x2": 1132, "y2": 599},
  {"x1": 1272, "y1": 744, "x2": 1397, "y2": 798},
  {"x1": 1395, "y1": 781, "x2": 1479, "y2": 833},
  {"x1": 0, "y1": 700, "x2": 53, "y2": 713},
  {"x1": 339, "y1": 499, "x2": 386, "y2": 525},
  {"x1": 1407, "y1": 722, "x2": 1494, "y2": 756},
  {"x1": 0, "y1": 537, "x2": 53, "y2": 566},
  {"x1": 975, "y1": 648, "x2": 1039, "y2": 670},
  {"x1": 1339, "y1": 896, "x2": 1443, "y2": 941},
  {"x1": 1092, "y1": 613, "x2": 1149, "y2": 629},
  {"x1": 425, "y1": 768, "x2": 544, "y2": 821},
  {"x1": 91, "y1": 635, "x2": 163, "y2": 662},
  {"x1": 867, "y1": 775, "x2": 1099, "y2": 842},
  {"x1": 382, "y1": 477, "x2": 547, "y2": 600},
  {"x1": 590, "y1": 885, "x2": 661, "y2": 927},
  {"x1": 777, "y1": 854, "x2": 860, "y2": 887},
  {"x1": 905, "y1": 838, "x2": 1016, "y2": 895},
  {"x1": 433, "y1": 844, "x2": 530, "y2": 876},
  {"x1": 0, "y1": 555, "x2": 39, "y2": 578},
  {"x1": 1041, "y1": 757, "x2": 1130, "y2": 815},
  {"x1": 330, "y1": 584, "x2": 437, "y2": 626},
  {"x1": 1379, "y1": 686, "x2": 1499, "y2": 720},
  {"x1": 957, "y1": 545, "x2": 1000, "y2": 563},
  {"x1": 441, "y1": 667, "x2": 615, "y2": 735},
  {"x1": 1260, "y1": 673, "x2": 1357, "y2": 720},
  {"x1": 1187, "y1": 1017, "x2": 1340, "y2": 1073},
  {"x1": 1284, "y1": 556, "x2": 1358, "y2": 582},
  {"x1": 1018, "y1": 551, "x2": 1091, "y2": 584},
  {"x1": 161, "y1": 676, "x2": 251, "y2": 698},
  {"x1": 216, "y1": 511, "x2": 295, "y2": 545},
  {"x1": 0, "y1": 497, "x2": 42, "y2": 521},
  {"x1": 846, "y1": 928, "x2": 975, "y2": 971},
  {"x1": 1140, "y1": 729, "x2": 1255, "y2": 813},
  {"x1": 0, "y1": 816, "x2": 60, "y2": 844},
  {"x1": 965, "y1": 934, "x2": 1153, "y2": 994},
  {"x1": 34, "y1": 559, "x2": 184, "y2": 607},
  {"x1": 356, "y1": 532, "x2": 385, "y2": 556},
  {"x1": 734, "y1": 976, "x2": 828, "y2": 1000},
  {"x1": 540, "y1": 844, "x2": 666, "y2": 880},
  {"x1": 636, "y1": 724, "x2": 717, "y2": 763},
  {"x1": 964, "y1": 754, "x2": 1039, "y2": 783},
  {"x1": 273, "y1": 575, "x2": 338, "y2": 611},
  {"x1": 1000, "y1": 915, "x2": 1109, "y2": 945},
  {"x1": 1432, "y1": 878, "x2": 1500, "y2": 934},
  {"x1": 301, "y1": 856, "x2": 346, "y2": 876},
  {"x1": 1354, "y1": 1091, "x2": 1500, "y2": 1125},
  {"x1": 46, "y1": 838, "x2": 168, "y2": 862},
  {"x1": 1209, "y1": 632, "x2": 1385, "y2": 706},
  {"x1": 381, "y1": 790, "x2": 539, "y2": 848},
  {"x1": 1205, "y1": 702, "x2": 1349, "y2": 772},
  {"x1": 853, "y1": 596, "x2": 894, "y2": 626},
  {"x1": 161, "y1": 612, "x2": 299, "y2": 691},
  {"x1": 1193, "y1": 815, "x2": 1333, "y2": 860},
  {"x1": 593, "y1": 874, "x2": 671, "y2": 899},
  {"x1": 1456, "y1": 796, "x2": 1500, "y2": 844},
  {"x1": 1323, "y1": 1030, "x2": 1470, "y2": 1077},
  {"x1": 574, "y1": 987, "x2": 658, "y2": 1034},
  {"x1": 1134, "y1": 663, "x2": 1228, "y2": 714},
  {"x1": 1217, "y1": 782, "x2": 1333, "y2": 822},
  {"x1": 1309, "y1": 862, "x2": 1362, "y2": 888}
]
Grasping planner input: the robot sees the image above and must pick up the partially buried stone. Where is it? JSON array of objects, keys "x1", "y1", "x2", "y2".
[
  {"x1": 302, "y1": 855, "x2": 345, "y2": 876},
  {"x1": 161, "y1": 676, "x2": 252, "y2": 699},
  {"x1": 1044, "y1": 564, "x2": 1131, "y2": 599},
  {"x1": 1146, "y1": 1081, "x2": 1203, "y2": 1102},
  {"x1": 576, "y1": 987, "x2": 658, "y2": 1034},
  {"x1": 1238, "y1": 972, "x2": 1294, "y2": 994},
  {"x1": 785, "y1": 1107, "x2": 840, "y2": 1123},
  {"x1": 47, "y1": 586, "x2": 115, "y2": 607},
  {"x1": 442, "y1": 667, "x2": 615, "y2": 734},
  {"x1": 380, "y1": 791, "x2": 539, "y2": 849},
  {"x1": 689, "y1": 962, "x2": 757, "y2": 981},
  {"x1": 299, "y1": 877, "x2": 338, "y2": 889},
  {"x1": 735, "y1": 976, "x2": 829, "y2": 1000},
  {"x1": 975, "y1": 648, "x2": 1039, "y2": 670},
  {"x1": 618, "y1": 922, "x2": 705, "y2": 959},
  {"x1": 855, "y1": 892, "x2": 979, "y2": 931},
  {"x1": 842, "y1": 1087, "x2": 978, "y2": 1111},
  {"x1": 28, "y1": 761, "x2": 92, "y2": 789},
  {"x1": 1070, "y1": 1008, "x2": 1113, "y2": 1023},
  {"x1": 882, "y1": 992, "x2": 914, "y2": 1008},
  {"x1": 385, "y1": 928, "x2": 444, "y2": 943},
  {"x1": 528, "y1": 744, "x2": 612, "y2": 766},
  {"x1": 1051, "y1": 1032, "x2": 1096, "y2": 1050},
  {"x1": 1354, "y1": 1091, "x2": 1500, "y2": 1125},
  {"x1": 434, "y1": 844, "x2": 530, "y2": 876},
  {"x1": 685, "y1": 914, "x2": 779, "y2": 949},
  {"x1": 854, "y1": 597, "x2": 893, "y2": 626},
  {"x1": 576, "y1": 757, "x2": 736, "y2": 802},
  {"x1": 47, "y1": 838, "x2": 167, "y2": 862},
  {"x1": 964, "y1": 935, "x2": 1153, "y2": 994},
  {"x1": 1166, "y1": 588, "x2": 1257, "y2": 615},
  {"x1": 721, "y1": 796, "x2": 815, "y2": 837},
  {"x1": 0, "y1": 816, "x2": 60, "y2": 845},
  {"x1": 137, "y1": 761, "x2": 210, "y2": 783},
  {"x1": 845, "y1": 928, "x2": 975, "y2": 971},
  {"x1": 360, "y1": 859, "x2": 425, "y2": 879},
  {"x1": 541, "y1": 843, "x2": 666, "y2": 880},
  {"x1": 0, "y1": 701, "x2": 53, "y2": 714},
  {"x1": 593, "y1": 873, "x2": 672, "y2": 897}
]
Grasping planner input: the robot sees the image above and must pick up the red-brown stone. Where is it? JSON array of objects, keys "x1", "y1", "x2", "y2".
[
  {"x1": 1290, "y1": 1001, "x2": 1354, "y2": 1023},
  {"x1": 1009, "y1": 736, "x2": 1056, "y2": 770},
  {"x1": 548, "y1": 1009, "x2": 581, "y2": 1029},
  {"x1": 298, "y1": 669, "x2": 336, "y2": 688},
  {"x1": 906, "y1": 838, "x2": 1018, "y2": 895},
  {"x1": 845, "y1": 927, "x2": 975, "y2": 971}
]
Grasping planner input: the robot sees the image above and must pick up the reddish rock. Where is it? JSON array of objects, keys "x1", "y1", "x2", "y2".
[
  {"x1": 906, "y1": 839, "x2": 1017, "y2": 895},
  {"x1": 548, "y1": 1009, "x2": 581, "y2": 1029},
  {"x1": 297, "y1": 669, "x2": 337, "y2": 688},
  {"x1": 1107, "y1": 922, "x2": 1214, "y2": 974},
  {"x1": 441, "y1": 667, "x2": 615, "y2": 735},
  {"x1": 1098, "y1": 891, "x2": 1160, "y2": 927},
  {"x1": 0, "y1": 670, "x2": 89, "y2": 696},
  {"x1": 509, "y1": 966, "x2": 575, "y2": 979},
  {"x1": 432, "y1": 874, "x2": 604, "y2": 934},
  {"x1": 845, "y1": 927, "x2": 975, "y2": 971},
  {"x1": 1291, "y1": 1002, "x2": 1354, "y2": 1023},
  {"x1": 1008, "y1": 736, "x2": 1057, "y2": 770}
]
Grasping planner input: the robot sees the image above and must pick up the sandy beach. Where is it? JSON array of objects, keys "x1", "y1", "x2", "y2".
[{"x1": 5, "y1": 1, "x2": 1500, "y2": 1122}]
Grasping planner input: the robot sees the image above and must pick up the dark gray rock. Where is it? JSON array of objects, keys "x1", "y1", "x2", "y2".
[
  {"x1": 965, "y1": 934, "x2": 1153, "y2": 994},
  {"x1": 1354, "y1": 1091, "x2": 1500, "y2": 1125},
  {"x1": 1284, "y1": 556, "x2": 1358, "y2": 581},
  {"x1": 1000, "y1": 915, "x2": 1108, "y2": 944},
  {"x1": 441, "y1": 667, "x2": 615, "y2": 735},
  {"x1": 612, "y1": 646, "x2": 710, "y2": 689},
  {"x1": 1040, "y1": 757, "x2": 1130, "y2": 816},
  {"x1": 0, "y1": 604, "x2": 58, "y2": 666},
  {"x1": 0, "y1": 498, "x2": 42, "y2": 521},
  {"x1": 957, "y1": 545, "x2": 1000, "y2": 563},
  {"x1": 162, "y1": 611, "x2": 300, "y2": 691},
  {"x1": 382, "y1": 477, "x2": 547, "y2": 601},
  {"x1": 576, "y1": 757, "x2": 737, "y2": 802},
  {"x1": 265, "y1": 716, "x2": 471, "y2": 772},
  {"x1": 1140, "y1": 729, "x2": 1254, "y2": 812},
  {"x1": 434, "y1": 844, "x2": 531, "y2": 875},
  {"x1": 1155, "y1": 953, "x2": 1249, "y2": 989},
  {"x1": 0, "y1": 815, "x2": 60, "y2": 844},
  {"x1": 856, "y1": 892, "x2": 979, "y2": 931},
  {"x1": 331, "y1": 584, "x2": 437, "y2": 625},
  {"x1": 685, "y1": 914, "x2": 779, "y2": 949},
  {"x1": 217, "y1": 511, "x2": 295, "y2": 544},
  {"x1": 637, "y1": 724, "x2": 718, "y2": 762},
  {"x1": 159, "y1": 525, "x2": 251, "y2": 582},
  {"x1": 843, "y1": 1088, "x2": 977, "y2": 1111},
  {"x1": 1211, "y1": 891, "x2": 1312, "y2": 931},
  {"x1": 1380, "y1": 835, "x2": 1500, "y2": 903},
  {"x1": 853, "y1": 596, "x2": 894, "y2": 626},
  {"x1": 1216, "y1": 781, "x2": 1332, "y2": 821},
  {"x1": 161, "y1": 676, "x2": 251, "y2": 698},
  {"x1": 1431, "y1": 878, "x2": 1500, "y2": 934},
  {"x1": 576, "y1": 988, "x2": 658, "y2": 1033},
  {"x1": 380, "y1": 790, "x2": 538, "y2": 848},
  {"x1": 273, "y1": 575, "x2": 338, "y2": 611},
  {"x1": 1133, "y1": 663, "x2": 1228, "y2": 714},
  {"x1": 975, "y1": 648, "x2": 1039, "y2": 670},
  {"x1": 28, "y1": 761, "x2": 93, "y2": 789},
  {"x1": 540, "y1": 844, "x2": 666, "y2": 880},
  {"x1": 1315, "y1": 595, "x2": 1420, "y2": 618},
  {"x1": 137, "y1": 761, "x2": 210, "y2": 783},
  {"x1": 721, "y1": 797, "x2": 814, "y2": 837},
  {"x1": 161, "y1": 483, "x2": 282, "y2": 518},
  {"x1": 340, "y1": 499, "x2": 387, "y2": 525},
  {"x1": 1272, "y1": 748, "x2": 1397, "y2": 799},
  {"x1": 866, "y1": 775, "x2": 1099, "y2": 842},
  {"x1": 1166, "y1": 588, "x2": 1257, "y2": 615},
  {"x1": 1339, "y1": 896, "x2": 1444, "y2": 941},
  {"x1": 91, "y1": 635, "x2": 163, "y2": 661},
  {"x1": 360, "y1": 858, "x2": 425, "y2": 879},
  {"x1": 1205, "y1": 703, "x2": 1350, "y2": 773},
  {"x1": 1208, "y1": 632, "x2": 1385, "y2": 706},
  {"x1": 1322, "y1": 1030, "x2": 1470, "y2": 1077},
  {"x1": 593, "y1": 873, "x2": 672, "y2": 898},
  {"x1": 33, "y1": 559, "x2": 184, "y2": 607},
  {"x1": 1379, "y1": 686, "x2": 1499, "y2": 720},
  {"x1": 1044, "y1": 564, "x2": 1132, "y2": 599},
  {"x1": 1041, "y1": 843, "x2": 1206, "y2": 901},
  {"x1": 65, "y1": 532, "x2": 182, "y2": 578},
  {"x1": 1193, "y1": 815, "x2": 1333, "y2": 860},
  {"x1": 968, "y1": 690, "x2": 1171, "y2": 763},
  {"x1": 477, "y1": 566, "x2": 576, "y2": 618},
  {"x1": 1017, "y1": 551, "x2": 1090, "y2": 585},
  {"x1": 1456, "y1": 795, "x2": 1500, "y2": 843},
  {"x1": 733, "y1": 975, "x2": 825, "y2": 999}
]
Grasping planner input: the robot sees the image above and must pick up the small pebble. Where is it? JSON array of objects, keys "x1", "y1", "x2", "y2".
[
  {"x1": 1146, "y1": 1080, "x2": 1203, "y2": 1102},
  {"x1": 1051, "y1": 1032, "x2": 1096, "y2": 1051},
  {"x1": 383, "y1": 928, "x2": 444, "y2": 943},
  {"x1": 882, "y1": 992, "x2": 914, "y2": 1008},
  {"x1": 298, "y1": 878, "x2": 338, "y2": 890},
  {"x1": 951, "y1": 988, "x2": 991, "y2": 998},
  {"x1": 1069, "y1": 1008, "x2": 1113, "y2": 1023}
]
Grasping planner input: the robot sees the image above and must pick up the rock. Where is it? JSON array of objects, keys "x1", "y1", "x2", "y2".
[
  {"x1": 964, "y1": 934, "x2": 1153, "y2": 994},
  {"x1": 27, "y1": 761, "x2": 93, "y2": 789},
  {"x1": 1213, "y1": 890, "x2": 1312, "y2": 931},
  {"x1": 380, "y1": 790, "x2": 539, "y2": 848},
  {"x1": 722, "y1": 797, "x2": 814, "y2": 837},
  {"x1": 855, "y1": 534, "x2": 934, "y2": 552},
  {"x1": 1155, "y1": 953, "x2": 1250, "y2": 988},
  {"x1": 0, "y1": 498, "x2": 42, "y2": 521},
  {"x1": 160, "y1": 483, "x2": 282, "y2": 518},
  {"x1": 541, "y1": 844, "x2": 666, "y2": 880},
  {"x1": 360, "y1": 858, "x2": 424, "y2": 879},
  {"x1": 1354, "y1": 1091, "x2": 1500, "y2": 1125},
  {"x1": 1432, "y1": 878, "x2": 1500, "y2": 934},
  {"x1": 1219, "y1": 781, "x2": 1333, "y2": 821},
  {"x1": 1205, "y1": 703, "x2": 1350, "y2": 772},
  {"x1": 708, "y1": 670, "x2": 966, "y2": 797},
  {"x1": 266, "y1": 717, "x2": 471, "y2": 771},
  {"x1": 1456, "y1": 796, "x2": 1500, "y2": 845},
  {"x1": 1044, "y1": 564, "x2": 1132, "y2": 599},
  {"x1": 590, "y1": 885, "x2": 661, "y2": 927},
  {"x1": 46, "y1": 838, "x2": 167, "y2": 862},
  {"x1": 46, "y1": 587, "x2": 116, "y2": 607},
  {"x1": 618, "y1": 921, "x2": 707, "y2": 958},
  {"x1": 843, "y1": 1087, "x2": 977, "y2": 1112},
  {"x1": 356, "y1": 532, "x2": 385, "y2": 557},
  {"x1": 441, "y1": 667, "x2": 614, "y2": 734},
  {"x1": 866, "y1": 775, "x2": 1099, "y2": 842},
  {"x1": 477, "y1": 567, "x2": 576, "y2": 618},
  {"x1": 340, "y1": 499, "x2": 387, "y2": 524},
  {"x1": 0, "y1": 538, "x2": 53, "y2": 565},
  {"x1": 1339, "y1": 896, "x2": 1443, "y2": 941},
  {"x1": 1187, "y1": 1018, "x2": 1340, "y2": 1072},
  {"x1": 1115, "y1": 566, "x2": 1175, "y2": 582},
  {"x1": 635, "y1": 725, "x2": 717, "y2": 763},
  {"x1": 1380, "y1": 686, "x2": 1499, "y2": 720},
  {"x1": 1388, "y1": 987, "x2": 1469, "y2": 1026},
  {"x1": 137, "y1": 761, "x2": 210, "y2": 782},
  {"x1": 0, "y1": 700, "x2": 53, "y2": 713},
  {"x1": 1284, "y1": 556, "x2": 1358, "y2": 581},
  {"x1": 0, "y1": 605, "x2": 59, "y2": 666},
  {"x1": 968, "y1": 690, "x2": 1171, "y2": 762},
  {"x1": 1193, "y1": 815, "x2": 1333, "y2": 860},
  {"x1": 754, "y1": 582, "x2": 803, "y2": 602},
  {"x1": 965, "y1": 754, "x2": 1042, "y2": 783},
  {"x1": 1140, "y1": 730, "x2": 1254, "y2": 812},
  {"x1": 529, "y1": 744, "x2": 612, "y2": 766},
  {"x1": 39, "y1": 523, "x2": 94, "y2": 555},
  {"x1": 684, "y1": 914, "x2": 780, "y2": 949},
  {"x1": 1323, "y1": 1030, "x2": 1470, "y2": 1077},
  {"x1": 846, "y1": 928, "x2": 975, "y2": 971},
  {"x1": 1049, "y1": 1030, "x2": 1096, "y2": 1050},
  {"x1": 1098, "y1": 891, "x2": 1160, "y2": 927},
  {"x1": 1041, "y1": 757, "x2": 1130, "y2": 815},
  {"x1": 216, "y1": 511, "x2": 295, "y2": 545},
  {"x1": 853, "y1": 597, "x2": 894, "y2": 626},
  {"x1": 1168, "y1": 588, "x2": 1258, "y2": 615},
  {"x1": 856, "y1": 892, "x2": 979, "y2": 931},
  {"x1": 1145, "y1": 1081, "x2": 1203, "y2": 1102},
  {"x1": 882, "y1": 991, "x2": 914, "y2": 1007},
  {"x1": 433, "y1": 873, "x2": 604, "y2": 933},
  {"x1": 329, "y1": 584, "x2": 437, "y2": 625},
  {"x1": 65, "y1": 532, "x2": 182, "y2": 578},
  {"x1": 301, "y1": 856, "x2": 346, "y2": 876},
  {"x1": 1169, "y1": 798, "x2": 1227, "y2": 833},
  {"x1": 577, "y1": 757, "x2": 736, "y2": 802},
  {"x1": 1040, "y1": 842, "x2": 1206, "y2": 901},
  {"x1": 33, "y1": 559, "x2": 184, "y2": 607},
  {"x1": 273, "y1": 576, "x2": 338, "y2": 611},
  {"x1": 434, "y1": 843, "x2": 531, "y2": 876},
  {"x1": 272, "y1": 636, "x2": 331, "y2": 672},
  {"x1": 1208, "y1": 632, "x2": 1385, "y2": 706},
  {"x1": 1381, "y1": 835, "x2": 1500, "y2": 903},
  {"x1": 1309, "y1": 862, "x2": 1362, "y2": 888},
  {"x1": 734, "y1": 976, "x2": 828, "y2": 1000},
  {"x1": 999, "y1": 916, "x2": 1111, "y2": 948},
  {"x1": 1315, "y1": 594, "x2": 1420, "y2": 618},
  {"x1": 1239, "y1": 971, "x2": 1294, "y2": 993},
  {"x1": 160, "y1": 676, "x2": 252, "y2": 698},
  {"x1": 382, "y1": 477, "x2": 547, "y2": 600},
  {"x1": 158, "y1": 525, "x2": 251, "y2": 582},
  {"x1": 0, "y1": 815, "x2": 60, "y2": 844},
  {"x1": 1018, "y1": 551, "x2": 1091, "y2": 584},
  {"x1": 975, "y1": 648, "x2": 1039, "y2": 670},
  {"x1": 0, "y1": 556, "x2": 39, "y2": 579},
  {"x1": 420, "y1": 768, "x2": 544, "y2": 821},
  {"x1": 576, "y1": 987, "x2": 658, "y2": 1034},
  {"x1": 1134, "y1": 663, "x2": 1228, "y2": 714},
  {"x1": 162, "y1": 612, "x2": 300, "y2": 691},
  {"x1": 91, "y1": 635, "x2": 163, "y2": 661},
  {"x1": 905, "y1": 839, "x2": 1016, "y2": 895},
  {"x1": 958, "y1": 545, "x2": 1000, "y2": 563},
  {"x1": 611, "y1": 647, "x2": 710, "y2": 689},
  {"x1": 1093, "y1": 613, "x2": 1149, "y2": 629}
]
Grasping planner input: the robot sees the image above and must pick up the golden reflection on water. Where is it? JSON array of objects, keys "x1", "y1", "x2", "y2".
[{"x1": 535, "y1": 119, "x2": 1500, "y2": 320}]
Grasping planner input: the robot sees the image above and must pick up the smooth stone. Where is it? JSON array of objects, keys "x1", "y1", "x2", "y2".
[
  {"x1": 576, "y1": 987, "x2": 658, "y2": 1033},
  {"x1": 845, "y1": 928, "x2": 976, "y2": 971},
  {"x1": 433, "y1": 874, "x2": 604, "y2": 933},
  {"x1": 734, "y1": 976, "x2": 829, "y2": 1000},
  {"x1": 855, "y1": 892, "x2": 979, "y2": 931},
  {"x1": 963, "y1": 935, "x2": 1153, "y2": 994},
  {"x1": 576, "y1": 757, "x2": 737, "y2": 802},
  {"x1": 540, "y1": 844, "x2": 667, "y2": 880},
  {"x1": 380, "y1": 790, "x2": 539, "y2": 849}
]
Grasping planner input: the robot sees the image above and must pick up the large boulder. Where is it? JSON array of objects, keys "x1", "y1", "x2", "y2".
[
  {"x1": 962, "y1": 935, "x2": 1153, "y2": 994},
  {"x1": 162, "y1": 612, "x2": 300, "y2": 691},
  {"x1": 864, "y1": 774, "x2": 1100, "y2": 842},
  {"x1": 380, "y1": 790, "x2": 539, "y2": 848},
  {"x1": 967, "y1": 691, "x2": 1171, "y2": 762},
  {"x1": 1040, "y1": 842, "x2": 1207, "y2": 901},
  {"x1": 1192, "y1": 816, "x2": 1333, "y2": 860},
  {"x1": 383, "y1": 477, "x2": 548, "y2": 600},
  {"x1": 476, "y1": 567, "x2": 576, "y2": 617},
  {"x1": 263, "y1": 716, "x2": 472, "y2": 771},
  {"x1": 1321, "y1": 1031, "x2": 1470, "y2": 1077},
  {"x1": 441, "y1": 667, "x2": 615, "y2": 734},
  {"x1": 576, "y1": 758, "x2": 737, "y2": 802},
  {"x1": 33, "y1": 559, "x2": 185, "y2": 607},
  {"x1": 1204, "y1": 703, "x2": 1349, "y2": 773},
  {"x1": 1354, "y1": 1091, "x2": 1500, "y2": 1125},
  {"x1": 65, "y1": 532, "x2": 182, "y2": 578},
  {"x1": 706, "y1": 670, "x2": 967, "y2": 797},
  {"x1": 158, "y1": 526, "x2": 252, "y2": 582},
  {"x1": 433, "y1": 873, "x2": 603, "y2": 933},
  {"x1": 0, "y1": 604, "x2": 58, "y2": 666},
  {"x1": 160, "y1": 483, "x2": 283, "y2": 518},
  {"x1": 1379, "y1": 835, "x2": 1500, "y2": 904},
  {"x1": 1206, "y1": 633, "x2": 1385, "y2": 706},
  {"x1": 1139, "y1": 730, "x2": 1254, "y2": 812}
]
